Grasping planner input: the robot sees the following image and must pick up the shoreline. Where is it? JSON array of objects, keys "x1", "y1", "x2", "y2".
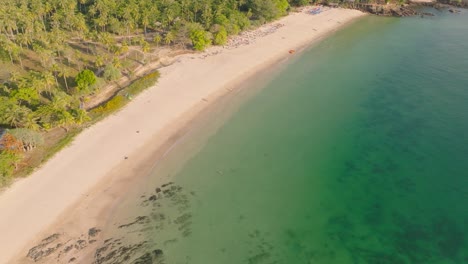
[{"x1": 0, "y1": 8, "x2": 365, "y2": 264}]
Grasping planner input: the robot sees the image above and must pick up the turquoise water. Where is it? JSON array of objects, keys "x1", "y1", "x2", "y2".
[{"x1": 113, "y1": 10, "x2": 468, "y2": 264}]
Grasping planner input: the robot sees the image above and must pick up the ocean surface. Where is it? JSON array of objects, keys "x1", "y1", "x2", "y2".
[{"x1": 112, "y1": 9, "x2": 468, "y2": 264}]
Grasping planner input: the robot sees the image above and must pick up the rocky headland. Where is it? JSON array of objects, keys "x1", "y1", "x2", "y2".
[{"x1": 325, "y1": 0, "x2": 467, "y2": 17}]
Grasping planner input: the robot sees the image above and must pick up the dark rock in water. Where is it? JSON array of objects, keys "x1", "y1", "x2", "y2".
[
  {"x1": 27, "y1": 234, "x2": 62, "y2": 262},
  {"x1": 161, "y1": 182, "x2": 174, "y2": 188},
  {"x1": 153, "y1": 249, "x2": 163, "y2": 257},
  {"x1": 132, "y1": 249, "x2": 164, "y2": 264},
  {"x1": 42, "y1": 234, "x2": 61, "y2": 244},
  {"x1": 174, "y1": 213, "x2": 192, "y2": 225},
  {"x1": 422, "y1": 12, "x2": 435, "y2": 16},
  {"x1": 449, "y1": 9, "x2": 461, "y2": 13},
  {"x1": 64, "y1": 245, "x2": 74, "y2": 253},
  {"x1": 118, "y1": 216, "x2": 150, "y2": 228},
  {"x1": 161, "y1": 184, "x2": 183, "y2": 198},
  {"x1": 132, "y1": 252, "x2": 153, "y2": 264},
  {"x1": 94, "y1": 240, "x2": 148, "y2": 264},
  {"x1": 148, "y1": 195, "x2": 157, "y2": 201},
  {"x1": 247, "y1": 252, "x2": 271, "y2": 264},
  {"x1": 155, "y1": 187, "x2": 161, "y2": 193},
  {"x1": 75, "y1": 240, "x2": 87, "y2": 250},
  {"x1": 88, "y1": 227, "x2": 101, "y2": 238}
]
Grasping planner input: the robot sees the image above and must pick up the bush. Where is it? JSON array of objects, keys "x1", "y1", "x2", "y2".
[
  {"x1": 91, "y1": 71, "x2": 160, "y2": 117},
  {"x1": 8, "y1": 128, "x2": 44, "y2": 152},
  {"x1": 75, "y1": 69, "x2": 97, "y2": 92},
  {"x1": 103, "y1": 64, "x2": 121, "y2": 81},
  {"x1": 126, "y1": 71, "x2": 160, "y2": 95},
  {"x1": 91, "y1": 95, "x2": 126, "y2": 115},
  {"x1": 190, "y1": 29, "x2": 212, "y2": 51},
  {"x1": 247, "y1": 0, "x2": 289, "y2": 21},
  {"x1": 214, "y1": 26, "x2": 228, "y2": 45},
  {"x1": 228, "y1": 10, "x2": 251, "y2": 31},
  {"x1": 290, "y1": 0, "x2": 310, "y2": 6},
  {"x1": 0, "y1": 151, "x2": 21, "y2": 185}
]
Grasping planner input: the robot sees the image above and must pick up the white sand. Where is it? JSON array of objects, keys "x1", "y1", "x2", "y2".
[{"x1": 0, "y1": 8, "x2": 365, "y2": 264}]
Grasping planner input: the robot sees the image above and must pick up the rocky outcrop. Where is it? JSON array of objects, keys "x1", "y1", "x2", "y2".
[
  {"x1": 437, "y1": 0, "x2": 468, "y2": 7},
  {"x1": 327, "y1": 0, "x2": 466, "y2": 17},
  {"x1": 327, "y1": 3, "x2": 419, "y2": 17},
  {"x1": 24, "y1": 181, "x2": 192, "y2": 264}
]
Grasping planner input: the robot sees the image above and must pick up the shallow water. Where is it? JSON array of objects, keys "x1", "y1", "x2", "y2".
[{"x1": 117, "y1": 10, "x2": 468, "y2": 264}]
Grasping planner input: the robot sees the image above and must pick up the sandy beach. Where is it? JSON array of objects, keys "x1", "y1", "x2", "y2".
[{"x1": 0, "y1": 8, "x2": 364, "y2": 264}]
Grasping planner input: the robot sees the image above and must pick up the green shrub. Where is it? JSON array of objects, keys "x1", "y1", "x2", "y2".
[
  {"x1": 291, "y1": 0, "x2": 310, "y2": 6},
  {"x1": 190, "y1": 29, "x2": 212, "y2": 51},
  {"x1": 91, "y1": 95, "x2": 126, "y2": 115},
  {"x1": 75, "y1": 69, "x2": 97, "y2": 92},
  {"x1": 126, "y1": 71, "x2": 160, "y2": 95},
  {"x1": 103, "y1": 64, "x2": 121, "y2": 81},
  {"x1": 0, "y1": 151, "x2": 21, "y2": 185},
  {"x1": 8, "y1": 128, "x2": 44, "y2": 151},
  {"x1": 214, "y1": 26, "x2": 228, "y2": 45}
]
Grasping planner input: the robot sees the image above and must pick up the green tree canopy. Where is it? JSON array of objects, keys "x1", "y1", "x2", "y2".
[
  {"x1": 75, "y1": 69, "x2": 97, "y2": 92},
  {"x1": 213, "y1": 26, "x2": 228, "y2": 45},
  {"x1": 103, "y1": 64, "x2": 121, "y2": 81},
  {"x1": 190, "y1": 29, "x2": 212, "y2": 51}
]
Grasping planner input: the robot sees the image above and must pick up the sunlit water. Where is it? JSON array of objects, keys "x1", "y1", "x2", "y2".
[{"x1": 113, "y1": 10, "x2": 468, "y2": 264}]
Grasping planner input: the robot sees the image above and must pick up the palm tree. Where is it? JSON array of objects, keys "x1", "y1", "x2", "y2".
[
  {"x1": 73, "y1": 109, "x2": 90, "y2": 124},
  {"x1": 3, "y1": 106, "x2": 30, "y2": 128},
  {"x1": 0, "y1": 36, "x2": 20, "y2": 64},
  {"x1": 165, "y1": 31, "x2": 176, "y2": 46},
  {"x1": 153, "y1": 33, "x2": 162, "y2": 47},
  {"x1": 78, "y1": 0, "x2": 88, "y2": 12},
  {"x1": 141, "y1": 41, "x2": 151, "y2": 63},
  {"x1": 42, "y1": 71, "x2": 56, "y2": 97},
  {"x1": 23, "y1": 113, "x2": 40, "y2": 131},
  {"x1": 120, "y1": 42, "x2": 129, "y2": 59},
  {"x1": 50, "y1": 63, "x2": 60, "y2": 87},
  {"x1": 112, "y1": 56, "x2": 122, "y2": 69},
  {"x1": 95, "y1": 55, "x2": 105, "y2": 70},
  {"x1": 56, "y1": 110, "x2": 75, "y2": 132},
  {"x1": 58, "y1": 66, "x2": 70, "y2": 92}
]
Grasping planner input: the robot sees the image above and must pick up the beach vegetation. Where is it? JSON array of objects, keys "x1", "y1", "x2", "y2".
[
  {"x1": 126, "y1": 71, "x2": 160, "y2": 95},
  {"x1": 0, "y1": 151, "x2": 22, "y2": 185},
  {"x1": 190, "y1": 29, "x2": 213, "y2": 51},
  {"x1": 8, "y1": 129, "x2": 44, "y2": 152},
  {"x1": 91, "y1": 95, "x2": 126, "y2": 116},
  {"x1": 291, "y1": 0, "x2": 310, "y2": 6},
  {"x1": 248, "y1": 0, "x2": 290, "y2": 21},
  {"x1": 103, "y1": 64, "x2": 122, "y2": 81},
  {"x1": 91, "y1": 71, "x2": 160, "y2": 118},
  {"x1": 214, "y1": 26, "x2": 229, "y2": 46},
  {"x1": 75, "y1": 69, "x2": 97, "y2": 92},
  {"x1": 0, "y1": 133, "x2": 23, "y2": 184}
]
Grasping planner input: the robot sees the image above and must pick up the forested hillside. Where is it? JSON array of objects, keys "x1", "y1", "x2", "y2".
[{"x1": 0, "y1": 0, "x2": 309, "y2": 184}]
